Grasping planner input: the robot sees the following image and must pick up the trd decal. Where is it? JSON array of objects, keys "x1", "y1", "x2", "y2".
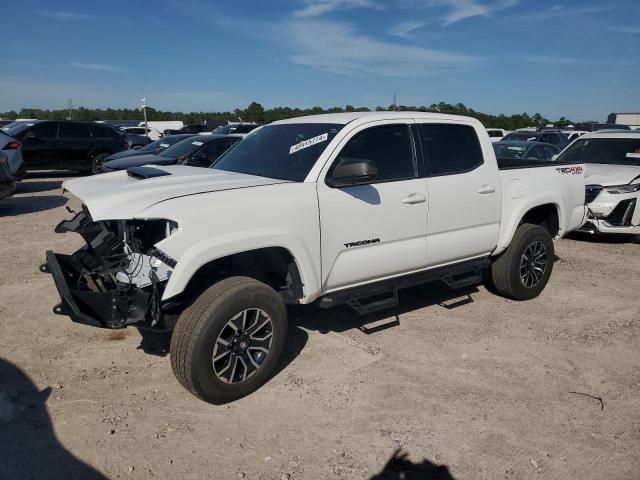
[
  {"x1": 344, "y1": 238, "x2": 380, "y2": 248},
  {"x1": 556, "y1": 166, "x2": 583, "y2": 175}
]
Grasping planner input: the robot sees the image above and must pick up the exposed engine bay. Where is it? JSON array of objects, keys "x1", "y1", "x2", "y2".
[{"x1": 47, "y1": 207, "x2": 178, "y2": 329}]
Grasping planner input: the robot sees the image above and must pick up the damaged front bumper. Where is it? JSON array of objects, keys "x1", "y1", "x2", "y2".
[{"x1": 45, "y1": 209, "x2": 178, "y2": 329}]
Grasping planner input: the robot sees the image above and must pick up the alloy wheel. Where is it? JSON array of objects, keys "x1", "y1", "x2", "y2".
[
  {"x1": 519, "y1": 240, "x2": 548, "y2": 288},
  {"x1": 212, "y1": 308, "x2": 274, "y2": 384}
]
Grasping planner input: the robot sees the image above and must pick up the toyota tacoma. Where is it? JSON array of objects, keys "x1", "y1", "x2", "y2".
[{"x1": 45, "y1": 112, "x2": 587, "y2": 404}]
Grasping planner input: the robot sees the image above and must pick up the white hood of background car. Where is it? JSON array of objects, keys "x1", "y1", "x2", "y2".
[
  {"x1": 63, "y1": 165, "x2": 288, "y2": 220},
  {"x1": 584, "y1": 164, "x2": 640, "y2": 186}
]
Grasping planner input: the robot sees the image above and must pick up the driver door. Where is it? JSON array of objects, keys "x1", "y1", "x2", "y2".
[{"x1": 317, "y1": 121, "x2": 429, "y2": 292}]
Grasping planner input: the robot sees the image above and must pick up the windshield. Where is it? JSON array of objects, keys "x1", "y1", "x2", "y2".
[
  {"x1": 159, "y1": 137, "x2": 205, "y2": 158},
  {"x1": 141, "y1": 136, "x2": 184, "y2": 152},
  {"x1": 3, "y1": 121, "x2": 34, "y2": 137},
  {"x1": 212, "y1": 123, "x2": 343, "y2": 181},
  {"x1": 493, "y1": 144, "x2": 528, "y2": 159},
  {"x1": 557, "y1": 138, "x2": 640, "y2": 166}
]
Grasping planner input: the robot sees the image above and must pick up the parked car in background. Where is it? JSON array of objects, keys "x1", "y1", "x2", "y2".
[
  {"x1": 493, "y1": 141, "x2": 561, "y2": 161},
  {"x1": 0, "y1": 151, "x2": 17, "y2": 200},
  {"x1": 574, "y1": 122, "x2": 631, "y2": 132},
  {"x1": 559, "y1": 131, "x2": 640, "y2": 236},
  {"x1": 0, "y1": 131, "x2": 26, "y2": 180},
  {"x1": 209, "y1": 123, "x2": 260, "y2": 135},
  {"x1": 164, "y1": 125, "x2": 209, "y2": 136},
  {"x1": 2, "y1": 120, "x2": 127, "y2": 174},
  {"x1": 104, "y1": 134, "x2": 196, "y2": 164},
  {"x1": 121, "y1": 126, "x2": 153, "y2": 137},
  {"x1": 502, "y1": 130, "x2": 569, "y2": 149},
  {"x1": 486, "y1": 128, "x2": 511, "y2": 143},
  {"x1": 124, "y1": 133, "x2": 152, "y2": 150},
  {"x1": 101, "y1": 134, "x2": 242, "y2": 172}
]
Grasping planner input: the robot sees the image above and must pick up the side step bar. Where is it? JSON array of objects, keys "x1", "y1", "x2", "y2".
[{"x1": 319, "y1": 258, "x2": 489, "y2": 315}]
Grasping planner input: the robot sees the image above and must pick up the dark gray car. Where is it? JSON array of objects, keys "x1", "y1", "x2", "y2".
[
  {"x1": 103, "y1": 134, "x2": 196, "y2": 165},
  {"x1": 101, "y1": 134, "x2": 243, "y2": 172},
  {"x1": 493, "y1": 141, "x2": 561, "y2": 161}
]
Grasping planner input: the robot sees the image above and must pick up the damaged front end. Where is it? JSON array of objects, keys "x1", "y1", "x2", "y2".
[{"x1": 45, "y1": 207, "x2": 178, "y2": 329}]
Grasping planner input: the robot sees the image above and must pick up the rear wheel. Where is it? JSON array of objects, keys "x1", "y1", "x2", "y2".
[
  {"x1": 490, "y1": 223, "x2": 554, "y2": 300},
  {"x1": 91, "y1": 153, "x2": 110, "y2": 174},
  {"x1": 170, "y1": 277, "x2": 287, "y2": 404}
]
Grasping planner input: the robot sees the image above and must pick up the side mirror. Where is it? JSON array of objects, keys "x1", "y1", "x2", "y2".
[{"x1": 327, "y1": 158, "x2": 377, "y2": 188}]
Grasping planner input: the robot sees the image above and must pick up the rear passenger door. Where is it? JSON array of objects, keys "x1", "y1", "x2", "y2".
[
  {"x1": 415, "y1": 123, "x2": 501, "y2": 266},
  {"x1": 58, "y1": 123, "x2": 93, "y2": 171},
  {"x1": 317, "y1": 121, "x2": 429, "y2": 291}
]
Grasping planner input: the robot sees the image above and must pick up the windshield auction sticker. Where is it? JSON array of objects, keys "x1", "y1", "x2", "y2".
[{"x1": 289, "y1": 133, "x2": 328, "y2": 155}]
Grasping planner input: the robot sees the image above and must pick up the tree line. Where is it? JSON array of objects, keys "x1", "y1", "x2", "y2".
[{"x1": 0, "y1": 101, "x2": 580, "y2": 130}]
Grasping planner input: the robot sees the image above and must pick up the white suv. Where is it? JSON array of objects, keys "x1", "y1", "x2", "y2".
[{"x1": 558, "y1": 131, "x2": 640, "y2": 235}]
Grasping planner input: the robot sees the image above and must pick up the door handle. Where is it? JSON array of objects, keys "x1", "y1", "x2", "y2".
[
  {"x1": 477, "y1": 185, "x2": 496, "y2": 194},
  {"x1": 402, "y1": 193, "x2": 426, "y2": 205}
]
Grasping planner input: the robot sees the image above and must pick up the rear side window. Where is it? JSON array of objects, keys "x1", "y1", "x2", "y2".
[
  {"x1": 30, "y1": 122, "x2": 58, "y2": 140},
  {"x1": 417, "y1": 124, "x2": 483, "y2": 176},
  {"x1": 60, "y1": 123, "x2": 91, "y2": 140},
  {"x1": 335, "y1": 125, "x2": 415, "y2": 182}
]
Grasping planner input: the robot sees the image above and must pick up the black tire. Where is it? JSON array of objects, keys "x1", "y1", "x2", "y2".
[
  {"x1": 170, "y1": 276, "x2": 287, "y2": 404},
  {"x1": 490, "y1": 223, "x2": 554, "y2": 301},
  {"x1": 91, "y1": 153, "x2": 110, "y2": 174}
]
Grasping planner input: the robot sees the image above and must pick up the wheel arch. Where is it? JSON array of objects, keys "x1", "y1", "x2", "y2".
[
  {"x1": 496, "y1": 200, "x2": 562, "y2": 255},
  {"x1": 160, "y1": 231, "x2": 321, "y2": 304}
]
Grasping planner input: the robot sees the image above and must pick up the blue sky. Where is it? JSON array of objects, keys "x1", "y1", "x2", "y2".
[{"x1": 2, "y1": 0, "x2": 639, "y2": 120}]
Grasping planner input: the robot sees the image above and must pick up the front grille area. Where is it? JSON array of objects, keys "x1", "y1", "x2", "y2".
[
  {"x1": 605, "y1": 199, "x2": 637, "y2": 226},
  {"x1": 585, "y1": 185, "x2": 603, "y2": 203}
]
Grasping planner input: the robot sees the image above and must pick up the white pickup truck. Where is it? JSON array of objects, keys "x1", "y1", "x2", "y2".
[{"x1": 45, "y1": 112, "x2": 587, "y2": 404}]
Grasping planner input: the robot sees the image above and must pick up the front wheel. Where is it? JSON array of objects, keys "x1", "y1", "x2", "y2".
[
  {"x1": 170, "y1": 277, "x2": 287, "y2": 404},
  {"x1": 490, "y1": 223, "x2": 554, "y2": 300}
]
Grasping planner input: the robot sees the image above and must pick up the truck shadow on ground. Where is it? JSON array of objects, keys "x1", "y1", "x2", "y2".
[
  {"x1": 135, "y1": 323, "x2": 309, "y2": 382},
  {"x1": 136, "y1": 281, "x2": 478, "y2": 381},
  {"x1": 0, "y1": 194, "x2": 67, "y2": 216},
  {"x1": 0, "y1": 357, "x2": 107, "y2": 479},
  {"x1": 15, "y1": 179, "x2": 64, "y2": 194},
  {"x1": 370, "y1": 448, "x2": 456, "y2": 480},
  {"x1": 290, "y1": 281, "x2": 480, "y2": 335},
  {"x1": 568, "y1": 232, "x2": 640, "y2": 245}
]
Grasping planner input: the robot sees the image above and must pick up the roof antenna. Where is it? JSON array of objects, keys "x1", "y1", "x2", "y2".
[{"x1": 392, "y1": 93, "x2": 397, "y2": 111}]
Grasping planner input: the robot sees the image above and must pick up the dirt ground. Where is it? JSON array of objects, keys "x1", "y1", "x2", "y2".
[{"x1": 0, "y1": 174, "x2": 639, "y2": 480}]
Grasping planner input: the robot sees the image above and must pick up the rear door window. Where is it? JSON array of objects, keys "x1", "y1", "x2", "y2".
[
  {"x1": 417, "y1": 124, "x2": 484, "y2": 176},
  {"x1": 60, "y1": 123, "x2": 91, "y2": 140}
]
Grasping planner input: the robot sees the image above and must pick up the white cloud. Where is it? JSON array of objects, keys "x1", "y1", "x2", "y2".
[
  {"x1": 440, "y1": 0, "x2": 518, "y2": 25},
  {"x1": 286, "y1": 20, "x2": 478, "y2": 76},
  {"x1": 515, "y1": 5, "x2": 608, "y2": 21},
  {"x1": 70, "y1": 62, "x2": 123, "y2": 72},
  {"x1": 523, "y1": 55, "x2": 588, "y2": 66},
  {"x1": 389, "y1": 21, "x2": 426, "y2": 38},
  {"x1": 609, "y1": 25, "x2": 640, "y2": 35},
  {"x1": 294, "y1": 0, "x2": 382, "y2": 17},
  {"x1": 37, "y1": 10, "x2": 93, "y2": 21}
]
